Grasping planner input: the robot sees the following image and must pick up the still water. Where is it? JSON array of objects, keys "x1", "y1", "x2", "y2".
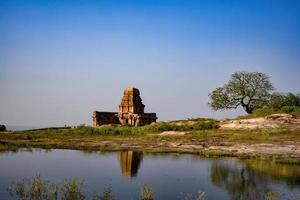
[{"x1": 0, "y1": 149, "x2": 299, "y2": 200}]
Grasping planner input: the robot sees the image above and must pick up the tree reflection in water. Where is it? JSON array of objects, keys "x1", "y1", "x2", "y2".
[
  {"x1": 211, "y1": 159, "x2": 276, "y2": 200},
  {"x1": 244, "y1": 160, "x2": 300, "y2": 189},
  {"x1": 118, "y1": 151, "x2": 143, "y2": 178}
]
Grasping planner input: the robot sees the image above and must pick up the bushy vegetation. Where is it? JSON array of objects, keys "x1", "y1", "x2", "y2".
[
  {"x1": 192, "y1": 120, "x2": 220, "y2": 130},
  {"x1": 7, "y1": 176, "x2": 84, "y2": 200},
  {"x1": 242, "y1": 92, "x2": 300, "y2": 118},
  {"x1": 93, "y1": 187, "x2": 114, "y2": 200},
  {"x1": 244, "y1": 106, "x2": 300, "y2": 118},
  {"x1": 268, "y1": 92, "x2": 300, "y2": 110},
  {"x1": 139, "y1": 185, "x2": 154, "y2": 200},
  {"x1": 7, "y1": 176, "x2": 115, "y2": 200},
  {"x1": 138, "y1": 119, "x2": 219, "y2": 133},
  {"x1": 7, "y1": 177, "x2": 208, "y2": 200},
  {"x1": 8, "y1": 176, "x2": 290, "y2": 200},
  {"x1": 0, "y1": 124, "x2": 6, "y2": 131},
  {"x1": 57, "y1": 118, "x2": 220, "y2": 136},
  {"x1": 182, "y1": 191, "x2": 207, "y2": 200}
]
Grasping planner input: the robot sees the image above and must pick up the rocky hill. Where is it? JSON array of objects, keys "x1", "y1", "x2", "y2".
[{"x1": 220, "y1": 113, "x2": 300, "y2": 131}]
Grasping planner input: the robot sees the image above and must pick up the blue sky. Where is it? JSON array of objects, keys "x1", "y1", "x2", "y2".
[{"x1": 1, "y1": 0, "x2": 300, "y2": 127}]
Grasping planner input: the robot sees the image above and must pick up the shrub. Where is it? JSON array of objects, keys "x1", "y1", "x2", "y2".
[
  {"x1": 247, "y1": 107, "x2": 277, "y2": 118},
  {"x1": 93, "y1": 187, "x2": 114, "y2": 200},
  {"x1": 138, "y1": 120, "x2": 219, "y2": 133},
  {"x1": 0, "y1": 124, "x2": 6, "y2": 131},
  {"x1": 141, "y1": 122, "x2": 177, "y2": 132},
  {"x1": 182, "y1": 191, "x2": 207, "y2": 200},
  {"x1": 279, "y1": 106, "x2": 300, "y2": 117},
  {"x1": 73, "y1": 126, "x2": 134, "y2": 136},
  {"x1": 60, "y1": 179, "x2": 85, "y2": 200},
  {"x1": 192, "y1": 121, "x2": 219, "y2": 130},
  {"x1": 140, "y1": 185, "x2": 154, "y2": 200},
  {"x1": 240, "y1": 92, "x2": 300, "y2": 118},
  {"x1": 248, "y1": 105, "x2": 300, "y2": 118},
  {"x1": 7, "y1": 176, "x2": 115, "y2": 200},
  {"x1": 269, "y1": 92, "x2": 300, "y2": 108},
  {"x1": 7, "y1": 176, "x2": 59, "y2": 200}
]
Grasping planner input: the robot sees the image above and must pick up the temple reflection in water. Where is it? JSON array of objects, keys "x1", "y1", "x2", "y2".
[{"x1": 118, "y1": 151, "x2": 143, "y2": 178}]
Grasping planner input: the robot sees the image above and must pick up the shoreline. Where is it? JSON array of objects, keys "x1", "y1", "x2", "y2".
[
  {"x1": 1, "y1": 137, "x2": 300, "y2": 164},
  {"x1": 1, "y1": 117, "x2": 300, "y2": 164}
]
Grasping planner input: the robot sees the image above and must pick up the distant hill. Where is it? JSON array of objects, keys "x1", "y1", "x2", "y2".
[{"x1": 6, "y1": 125, "x2": 48, "y2": 131}]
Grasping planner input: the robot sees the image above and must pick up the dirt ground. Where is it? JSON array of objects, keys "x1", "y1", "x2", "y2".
[
  {"x1": 220, "y1": 113, "x2": 300, "y2": 131},
  {"x1": 1, "y1": 113, "x2": 300, "y2": 161}
]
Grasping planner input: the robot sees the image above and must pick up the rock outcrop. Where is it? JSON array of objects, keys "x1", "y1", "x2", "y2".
[{"x1": 220, "y1": 113, "x2": 300, "y2": 130}]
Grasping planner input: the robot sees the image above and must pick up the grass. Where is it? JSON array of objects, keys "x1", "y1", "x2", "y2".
[
  {"x1": 7, "y1": 176, "x2": 112, "y2": 200},
  {"x1": 2, "y1": 126, "x2": 298, "y2": 144},
  {"x1": 140, "y1": 185, "x2": 154, "y2": 200},
  {"x1": 7, "y1": 176, "x2": 208, "y2": 200},
  {"x1": 9, "y1": 176, "x2": 297, "y2": 200},
  {"x1": 238, "y1": 106, "x2": 300, "y2": 119},
  {"x1": 0, "y1": 118, "x2": 299, "y2": 162},
  {"x1": 1, "y1": 123, "x2": 299, "y2": 147},
  {"x1": 2, "y1": 118, "x2": 219, "y2": 139}
]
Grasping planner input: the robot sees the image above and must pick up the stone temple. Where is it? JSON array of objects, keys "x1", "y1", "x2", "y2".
[{"x1": 92, "y1": 88, "x2": 157, "y2": 127}]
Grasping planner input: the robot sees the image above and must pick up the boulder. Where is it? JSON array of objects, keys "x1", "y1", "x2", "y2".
[{"x1": 265, "y1": 113, "x2": 294, "y2": 124}]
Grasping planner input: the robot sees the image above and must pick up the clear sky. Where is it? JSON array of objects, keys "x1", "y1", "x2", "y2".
[{"x1": 1, "y1": 0, "x2": 300, "y2": 127}]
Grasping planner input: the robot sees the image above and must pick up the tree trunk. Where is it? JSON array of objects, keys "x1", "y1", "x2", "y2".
[{"x1": 243, "y1": 105, "x2": 253, "y2": 114}]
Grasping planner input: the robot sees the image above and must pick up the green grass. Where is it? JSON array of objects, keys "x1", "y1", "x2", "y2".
[
  {"x1": 1, "y1": 119, "x2": 299, "y2": 162},
  {"x1": 238, "y1": 106, "x2": 300, "y2": 119},
  {"x1": 1, "y1": 125, "x2": 298, "y2": 148},
  {"x1": 1, "y1": 121, "x2": 298, "y2": 144},
  {"x1": 13, "y1": 118, "x2": 219, "y2": 137},
  {"x1": 9, "y1": 176, "x2": 295, "y2": 200},
  {"x1": 7, "y1": 176, "x2": 114, "y2": 200},
  {"x1": 7, "y1": 176, "x2": 206, "y2": 200}
]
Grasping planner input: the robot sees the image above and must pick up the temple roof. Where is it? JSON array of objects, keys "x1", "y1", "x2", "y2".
[{"x1": 124, "y1": 87, "x2": 140, "y2": 95}]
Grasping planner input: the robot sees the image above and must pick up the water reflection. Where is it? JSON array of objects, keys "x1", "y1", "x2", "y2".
[
  {"x1": 210, "y1": 159, "x2": 300, "y2": 200},
  {"x1": 211, "y1": 160, "x2": 272, "y2": 200},
  {"x1": 118, "y1": 151, "x2": 143, "y2": 178},
  {"x1": 244, "y1": 160, "x2": 300, "y2": 188},
  {"x1": 0, "y1": 149, "x2": 300, "y2": 199}
]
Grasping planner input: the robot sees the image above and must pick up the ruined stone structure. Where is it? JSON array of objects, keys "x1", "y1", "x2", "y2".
[
  {"x1": 92, "y1": 112, "x2": 119, "y2": 127},
  {"x1": 92, "y1": 88, "x2": 157, "y2": 127}
]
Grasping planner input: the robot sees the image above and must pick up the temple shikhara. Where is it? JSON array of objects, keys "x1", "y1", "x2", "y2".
[{"x1": 92, "y1": 88, "x2": 157, "y2": 127}]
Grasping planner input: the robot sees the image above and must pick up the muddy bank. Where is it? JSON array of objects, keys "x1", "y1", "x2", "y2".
[
  {"x1": 1, "y1": 138, "x2": 300, "y2": 162},
  {"x1": 74, "y1": 140, "x2": 300, "y2": 160}
]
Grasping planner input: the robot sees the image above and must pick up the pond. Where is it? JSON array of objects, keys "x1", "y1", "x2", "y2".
[{"x1": 0, "y1": 149, "x2": 299, "y2": 200}]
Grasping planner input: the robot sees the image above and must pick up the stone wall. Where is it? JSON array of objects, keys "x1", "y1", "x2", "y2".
[
  {"x1": 138, "y1": 113, "x2": 157, "y2": 126},
  {"x1": 92, "y1": 111, "x2": 119, "y2": 127}
]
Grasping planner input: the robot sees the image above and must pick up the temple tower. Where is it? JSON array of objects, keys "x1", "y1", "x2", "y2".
[
  {"x1": 92, "y1": 87, "x2": 157, "y2": 127},
  {"x1": 118, "y1": 87, "x2": 157, "y2": 126},
  {"x1": 119, "y1": 87, "x2": 145, "y2": 114}
]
